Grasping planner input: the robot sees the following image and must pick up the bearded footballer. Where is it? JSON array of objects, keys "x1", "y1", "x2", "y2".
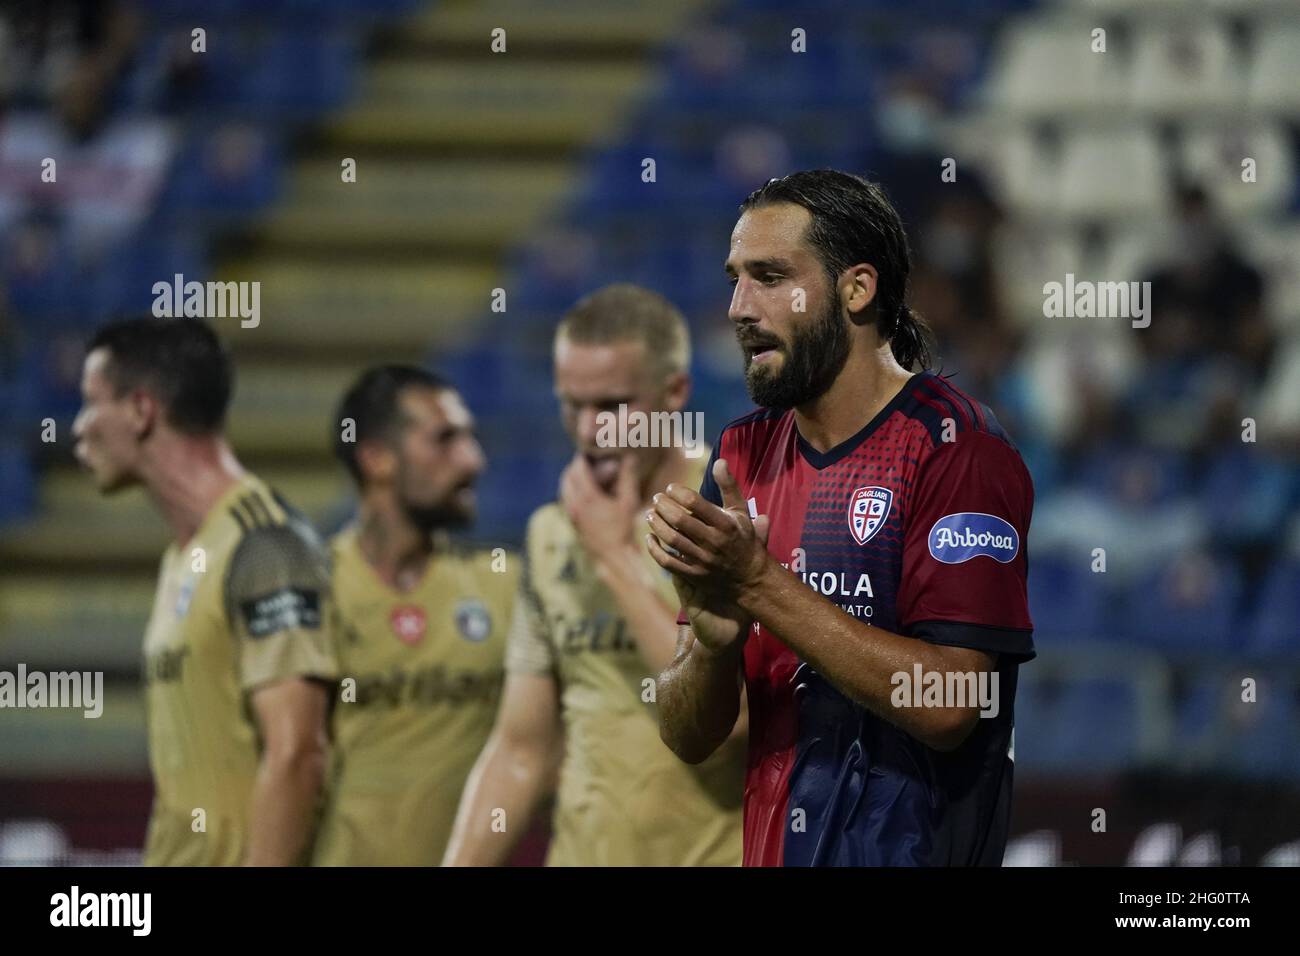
[{"x1": 650, "y1": 170, "x2": 1035, "y2": 867}]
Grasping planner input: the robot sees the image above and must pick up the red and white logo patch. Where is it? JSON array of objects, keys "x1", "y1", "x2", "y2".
[
  {"x1": 389, "y1": 605, "x2": 428, "y2": 646},
  {"x1": 848, "y1": 486, "x2": 893, "y2": 546}
]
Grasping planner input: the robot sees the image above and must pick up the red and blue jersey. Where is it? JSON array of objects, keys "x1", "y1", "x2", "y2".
[{"x1": 695, "y1": 371, "x2": 1034, "y2": 866}]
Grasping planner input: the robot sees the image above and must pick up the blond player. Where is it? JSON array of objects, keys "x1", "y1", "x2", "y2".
[
  {"x1": 444, "y1": 284, "x2": 744, "y2": 867},
  {"x1": 71, "y1": 317, "x2": 337, "y2": 865},
  {"x1": 312, "y1": 366, "x2": 516, "y2": 865}
]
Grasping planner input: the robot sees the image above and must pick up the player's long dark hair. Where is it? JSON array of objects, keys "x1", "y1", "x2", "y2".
[{"x1": 740, "y1": 169, "x2": 934, "y2": 371}]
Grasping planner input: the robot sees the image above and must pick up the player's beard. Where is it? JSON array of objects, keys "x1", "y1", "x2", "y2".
[
  {"x1": 741, "y1": 296, "x2": 851, "y2": 410},
  {"x1": 402, "y1": 496, "x2": 474, "y2": 533},
  {"x1": 399, "y1": 475, "x2": 476, "y2": 533}
]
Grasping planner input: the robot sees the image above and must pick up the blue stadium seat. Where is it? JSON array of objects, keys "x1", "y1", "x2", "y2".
[
  {"x1": 239, "y1": 33, "x2": 357, "y2": 116},
  {"x1": 659, "y1": 28, "x2": 880, "y2": 112},
  {"x1": 0, "y1": 440, "x2": 36, "y2": 525},
  {"x1": 1219, "y1": 687, "x2": 1300, "y2": 782},
  {"x1": 574, "y1": 144, "x2": 729, "y2": 218},
  {"x1": 1, "y1": 227, "x2": 83, "y2": 325},
  {"x1": 83, "y1": 230, "x2": 210, "y2": 322},
  {"x1": 1120, "y1": 555, "x2": 1244, "y2": 654},
  {"x1": 137, "y1": 28, "x2": 356, "y2": 119},
  {"x1": 282, "y1": 0, "x2": 425, "y2": 19},
  {"x1": 1075, "y1": 444, "x2": 1192, "y2": 506},
  {"x1": 1012, "y1": 676, "x2": 1142, "y2": 773},
  {"x1": 475, "y1": 452, "x2": 558, "y2": 544},
  {"x1": 1197, "y1": 447, "x2": 1296, "y2": 547},
  {"x1": 136, "y1": 0, "x2": 261, "y2": 20},
  {"x1": 1008, "y1": 677, "x2": 1060, "y2": 771},
  {"x1": 1172, "y1": 676, "x2": 1224, "y2": 764},
  {"x1": 729, "y1": 0, "x2": 1034, "y2": 17},
  {"x1": 445, "y1": 345, "x2": 510, "y2": 416},
  {"x1": 136, "y1": 0, "x2": 422, "y2": 23},
  {"x1": 1248, "y1": 561, "x2": 1300, "y2": 657},
  {"x1": 1027, "y1": 553, "x2": 1113, "y2": 643},
  {"x1": 1052, "y1": 679, "x2": 1142, "y2": 771},
  {"x1": 158, "y1": 127, "x2": 285, "y2": 218}
]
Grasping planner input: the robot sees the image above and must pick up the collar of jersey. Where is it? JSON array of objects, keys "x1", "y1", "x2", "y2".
[
  {"x1": 794, "y1": 371, "x2": 924, "y2": 470},
  {"x1": 174, "y1": 472, "x2": 259, "y2": 555}
]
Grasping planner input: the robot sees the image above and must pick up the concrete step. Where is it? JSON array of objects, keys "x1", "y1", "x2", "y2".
[
  {"x1": 0, "y1": 463, "x2": 352, "y2": 568},
  {"x1": 0, "y1": 685, "x2": 146, "y2": 776},
  {"x1": 397, "y1": 0, "x2": 703, "y2": 55},
  {"x1": 213, "y1": 258, "x2": 500, "y2": 350}
]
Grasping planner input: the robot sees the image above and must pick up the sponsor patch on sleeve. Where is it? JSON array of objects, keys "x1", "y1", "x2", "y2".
[
  {"x1": 927, "y1": 513, "x2": 1019, "y2": 564},
  {"x1": 239, "y1": 587, "x2": 322, "y2": 638}
]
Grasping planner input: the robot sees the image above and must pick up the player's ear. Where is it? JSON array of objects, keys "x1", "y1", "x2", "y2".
[
  {"x1": 661, "y1": 370, "x2": 690, "y2": 414},
  {"x1": 356, "y1": 439, "x2": 397, "y2": 484},
  {"x1": 843, "y1": 263, "x2": 878, "y2": 322},
  {"x1": 128, "y1": 386, "x2": 160, "y2": 440}
]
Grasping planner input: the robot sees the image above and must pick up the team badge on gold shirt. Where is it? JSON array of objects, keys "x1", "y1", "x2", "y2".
[
  {"x1": 454, "y1": 599, "x2": 491, "y2": 643},
  {"x1": 389, "y1": 605, "x2": 428, "y2": 646}
]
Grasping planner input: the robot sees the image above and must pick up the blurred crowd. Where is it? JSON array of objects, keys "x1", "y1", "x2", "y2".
[{"x1": 2, "y1": 0, "x2": 1297, "y2": 673}]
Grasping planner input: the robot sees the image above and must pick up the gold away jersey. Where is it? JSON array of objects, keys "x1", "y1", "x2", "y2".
[
  {"x1": 507, "y1": 455, "x2": 745, "y2": 867},
  {"x1": 141, "y1": 474, "x2": 338, "y2": 866},
  {"x1": 312, "y1": 530, "x2": 516, "y2": 866}
]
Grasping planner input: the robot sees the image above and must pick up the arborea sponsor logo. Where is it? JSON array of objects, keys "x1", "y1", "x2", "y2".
[
  {"x1": 595, "y1": 404, "x2": 706, "y2": 458},
  {"x1": 890, "y1": 663, "x2": 1000, "y2": 719},
  {"x1": 928, "y1": 513, "x2": 1019, "y2": 564},
  {"x1": 50, "y1": 886, "x2": 151, "y2": 936},
  {"x1": 152, "y1": 273, "x2": 261, "y2": 328},
  {"x1": 0, "y1": 665, "x2": 103, "y2": 718}
]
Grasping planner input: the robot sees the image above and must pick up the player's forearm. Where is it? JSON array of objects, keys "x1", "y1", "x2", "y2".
[
  {"x1": 657, "y1": 630, "x2": 744, "y2": 764},
  {"x1": 738, "y1": 559, "x2": 983, "y2": 751},
  {"x1": 443, "y1": 735, "x2": 554, "y2": 866},
  {"x1": 245, "y1": 745, "x2": 326, "y2": 866},
  {"x1": 594, "y1": 544, "x2": 678, "y2": 674}
]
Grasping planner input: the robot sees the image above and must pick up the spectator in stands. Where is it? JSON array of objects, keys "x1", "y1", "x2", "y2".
[
  {"x1": 0, "y1": 0, "x2": 169, "y2": 267},
  {"x1": 1145, "y1": 184, "x2": 1268, "y2": 364},
  {"x1": 0, "y1": 1, "x2": 138, "y2": 115},
  {"x1": 1127, "y1": 184, "x2": 1272, "y2": 450}
]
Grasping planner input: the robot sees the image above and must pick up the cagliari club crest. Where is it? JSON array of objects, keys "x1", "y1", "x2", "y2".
[{"x1": 848, "y1": 486, "x2": 893, "y2": 546}]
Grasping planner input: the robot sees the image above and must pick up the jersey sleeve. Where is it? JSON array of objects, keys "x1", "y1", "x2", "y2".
[
  {"x1": 504, "y1": 532, "x2": 557, "y2": 675},
  {"x1": 225, "y1": 523, "x2": 340, "y2": 692},
  {"x1": 897, "y1": 431, "x2": 1035, "y2": 660}
]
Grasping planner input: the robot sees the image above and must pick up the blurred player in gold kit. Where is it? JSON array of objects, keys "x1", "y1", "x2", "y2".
[
  {"x1": 444, "y1": 284, "x2": 744, "y2": 867},
  {"x1": 313, "y1": 366, "x2": 516, "y2": 866},
  {"x1": 72, "y1": 317, "x2": 338, "y2": 866}
]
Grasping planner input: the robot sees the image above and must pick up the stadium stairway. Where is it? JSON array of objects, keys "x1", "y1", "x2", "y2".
[{"x1": 0, "y1": 0, "x2": 713, "y2": 781}]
